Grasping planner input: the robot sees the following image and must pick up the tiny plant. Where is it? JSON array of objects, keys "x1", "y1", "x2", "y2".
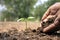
[{"x1": 17, "y1": 17, "x2": 35, "y2": 30}]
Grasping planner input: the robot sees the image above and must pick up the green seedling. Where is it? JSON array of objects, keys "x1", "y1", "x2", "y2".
[
  {"x1": 27, "y1": 17, "x2": 35, "y2": 21},
  {"x1": 17, "y1": 17, "x2": 35, "y2": 30},
  {"x1": 17, "y1": 18, "x2": 25, "y2": 22}
]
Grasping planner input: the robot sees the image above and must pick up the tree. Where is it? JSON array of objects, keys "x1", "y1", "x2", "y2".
[
  {"x1": 34, "y1": 3, "x2": 47, "y2": 20},
  {"x1": 0, "y1": 0, "x2": 37, "y2": 21}
]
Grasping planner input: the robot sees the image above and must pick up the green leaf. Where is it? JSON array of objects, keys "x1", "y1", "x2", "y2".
[{"x1": 17, "y1": 18, "x2": 25, "y2": 22}]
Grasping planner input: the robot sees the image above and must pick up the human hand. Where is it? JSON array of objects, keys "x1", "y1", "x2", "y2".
[{"x1": 41, "y1": 2, "x2": 60, "y2": 33}]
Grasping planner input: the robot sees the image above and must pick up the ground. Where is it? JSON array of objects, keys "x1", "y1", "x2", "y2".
[{"x1": 0, "y1": 22, "x2": 60, "y2": 40}]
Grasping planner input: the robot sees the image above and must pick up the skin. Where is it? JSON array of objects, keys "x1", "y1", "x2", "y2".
[{"x1": 41, "y1": 2, "x2": 60, "y2": 33}]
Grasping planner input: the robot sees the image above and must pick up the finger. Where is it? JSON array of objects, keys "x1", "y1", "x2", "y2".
[
  {"x1": 43, "y1": 14, "x2": 60, "y2": 33},
  {"x1": 42, "y1": 2, "x2": 60, "y2": 21},
  {"x1": 41, "y1": 9, "x2": 50, "y2": 21},
  {"x1": 43, "y1": 8, "x2": 60, "y2": 33},
  {"x1": 49, "y1": 2, "x2": 60, "y2": 10},
  {"x1": 43, "y1": 20, "x2": 59, "y2": 33},
  {"x1": 55, "y1": 9, "x2": 60, "y2": 22}
]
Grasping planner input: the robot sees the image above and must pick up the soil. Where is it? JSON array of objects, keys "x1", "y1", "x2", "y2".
[
  {"x1": 41, "y1": 16, "x2": 56, "y2": 28},
  {"x1": 0, "y1": 20, "x2": 60, "y2": 40},
  {"x1": 0, "y1": 27, "x2": 60, "y2": 40}
]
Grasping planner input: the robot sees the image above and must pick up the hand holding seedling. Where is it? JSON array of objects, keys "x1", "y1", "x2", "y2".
[{"x1": 41, "y1": 2, "x2": 60, "y2": 33}]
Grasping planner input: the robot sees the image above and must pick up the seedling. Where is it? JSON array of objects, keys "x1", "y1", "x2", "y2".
[{"x1": 17, "y1": 17, "x2": 35, "y2": 30}]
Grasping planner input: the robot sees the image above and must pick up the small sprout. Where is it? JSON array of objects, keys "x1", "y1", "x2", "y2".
[
  {"x1": 28, "y1": 17, "x2": 35, "y2": 19},
  {"x1": 17, "y1": 17, "x2": 35, "y2": 31},
  {"x1": 17, "y1": 18, "x2": 25, "y2": 22},
  {"x1": 27, "y1": 17, "x2": 35, "y2": 21}
]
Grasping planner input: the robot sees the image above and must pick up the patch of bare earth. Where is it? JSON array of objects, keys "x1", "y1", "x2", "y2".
[{"x1": 0, "y1": 22, "x2": 60, "y2": 40}]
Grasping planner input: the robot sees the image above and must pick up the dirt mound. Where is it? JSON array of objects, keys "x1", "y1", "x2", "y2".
[{"x1": 0, "y1": 27, "x2": 60, "y2": 40}]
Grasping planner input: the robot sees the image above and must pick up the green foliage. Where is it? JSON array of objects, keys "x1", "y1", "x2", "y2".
[
  {"x1": 27, "y1": 17, "x2": 35, "y2": 21},
  {"x1": 17, "y1": 17, "x2": 35, "y2": 22},
  {"x1": 17, "y1": 18, "x2": 25, "y2": 22},
  {"x1": 34, "y1": 4, "x2": 47, "y2": 20},
  {"x1": 0, "y1": 0, "x2": 60, "y2": 21},
  {"x1": 17, "y1": 16, "x2": 35, "y2": 30},
  {"x1": 0, "y1": 0, "x2": 37, "y2": 21}
]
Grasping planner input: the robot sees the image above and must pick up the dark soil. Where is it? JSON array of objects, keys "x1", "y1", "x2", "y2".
[{"x1": 0, "y1": 27, "x2": 60, "y2": 40}]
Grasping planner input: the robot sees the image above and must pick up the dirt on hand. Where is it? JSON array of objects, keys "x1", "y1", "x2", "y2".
[{"x1": 41, "y1": 15, "x2": 56, "y2": 28}]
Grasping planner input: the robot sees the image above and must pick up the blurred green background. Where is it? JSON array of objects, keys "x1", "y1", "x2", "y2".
[{"x1": 0, "y1": 0, "x2": 60, "y2": 21}]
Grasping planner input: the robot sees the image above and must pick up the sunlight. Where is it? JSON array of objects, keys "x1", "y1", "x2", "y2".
[
  {"x1": 34, "y1": 0, "x2": 48, "y2": 8},
  {"x1": 0, "y1": 5, "x2": 7, "y2": 11}
]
